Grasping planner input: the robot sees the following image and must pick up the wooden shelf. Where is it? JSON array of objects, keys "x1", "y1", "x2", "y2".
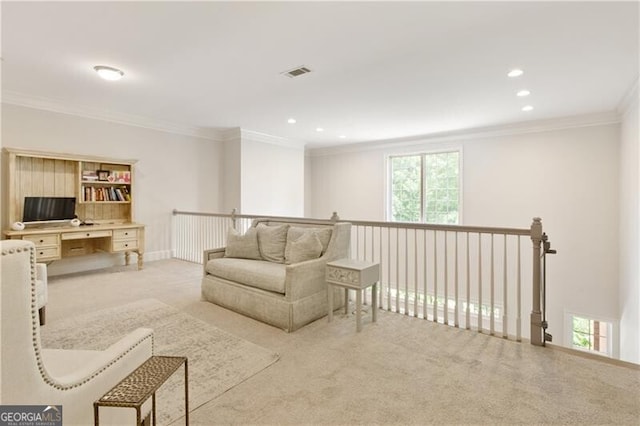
[
  {"x1": 3, "y1": 148, "x2": 137, "y2": 226},
  {"x1": 80, "y1": 201, "x2": 131, "y2": 205},
  {"x1": 3, "y1": 148, "x2": 145, "y2": 269},
  {"x1": 81, "y1": 180, "x2": 132, "y2": 186}
]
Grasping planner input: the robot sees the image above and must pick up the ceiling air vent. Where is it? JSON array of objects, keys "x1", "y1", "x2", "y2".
[{"x1": 282, "y1": 66, "x2": 312, "y2": 78}]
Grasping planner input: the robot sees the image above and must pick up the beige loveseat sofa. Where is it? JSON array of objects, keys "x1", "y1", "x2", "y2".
[{"x1": 201, "y1": 218, "x2": 351, "y2": 332}]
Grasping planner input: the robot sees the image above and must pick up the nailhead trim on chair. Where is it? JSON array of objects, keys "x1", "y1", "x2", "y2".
[{"x1": 3, "y1": 244, "x2": 155, "y2": 391}]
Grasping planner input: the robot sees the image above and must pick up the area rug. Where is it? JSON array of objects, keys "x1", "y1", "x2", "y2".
[{"x1": 40, "y1": 298, "x2": 280, "y2": 425}]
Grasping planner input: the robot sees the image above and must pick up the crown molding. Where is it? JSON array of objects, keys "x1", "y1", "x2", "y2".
[
  {"x1": 3, "y1": 90, "x2": 622, "y2": 155},
  {"x1": 307, "y1": 110, "x2": 622, "y2": 157},
  {"x1": 239, "y1": 129, "x2": 305, "y2": 150},
  {"x1": 2, "y1": 91, "x2": 306, "y2": 148},
  {"x1": 617, "y1": 77, "x2": 639, "y2": 116},
  {"x1": 1, "y1": 90, "x2": 226, "y2": 141},
  {"x1": 218, "y1": 127, "x2": 242, "y2": 142}
]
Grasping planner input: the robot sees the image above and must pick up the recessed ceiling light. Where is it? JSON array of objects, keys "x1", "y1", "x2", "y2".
[
  {"x1": 316, "y1": 127, "x2": 324, "y2": 132},
  {"x1": 287, "y1": 118, "x2": 296, "y2": 124},
  {"x1": 339, "y1": 135, "x2": 346, "y2": 139},
  {"x1": 507, "y1": 69, "x2": 524, "y2": 78},
  {"x1": 522, "y1": 105, "x2": 534, "y2": 112},
  {"x1": 94, "y1": 65, "x2": 124, "y2": 81},
  {"x1": 517, "y1": 90, "x2": 531, "y2": 97}
]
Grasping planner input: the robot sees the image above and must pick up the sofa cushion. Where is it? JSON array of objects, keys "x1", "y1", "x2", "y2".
[
  {"x1": 257, "y1": 223, "x2": 289, "y2": 263},
  {"x1": 286, "y1": 227, "x2": 332, "y2": 254},
  {"x1": 206, "y1": 258, "x2": 287, "y2": 294},
  {"x1": 225, "y1": 227, "x2": 262, "y2": 260},
  {"x1": 285, "y1": 231, "x2": 323, "y2": 264}
]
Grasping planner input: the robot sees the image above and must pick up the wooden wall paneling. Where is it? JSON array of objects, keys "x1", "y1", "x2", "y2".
[
  {"x1": 32, "y1": 157, "x2": 44, "y2": 196},
  {"x1": 82, "y1": 203, "x2": 95, "y2": 223},
  {"x1": 7, "y1": 152, "x2": 17, "y2": 225},
  {"x1": 18, "y1": 156, "x2": 33, "y2": 222},
  {"x1": 54, "y1": 159, "x2": 66, "y2": 196},
  {"x1": 43, "y1": 159, "x2": 55, "y2": 195},
  {"x1": 106, "y1": 203, "x2": 115, "y2": 221},
  {"x1": 93, "y1": 204, "x2": 101, "y2": 222},
  {"x1": 65, "y1": 160, "x2": 75, "y2": 197}
]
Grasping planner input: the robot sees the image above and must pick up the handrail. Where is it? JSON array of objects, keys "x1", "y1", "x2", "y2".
[
  {"x1": 172, "y1": 209, "x2": 546, "y2": 346},
  {"x1": 172, "y1": 209, "x2": 530, "y2": 236}
]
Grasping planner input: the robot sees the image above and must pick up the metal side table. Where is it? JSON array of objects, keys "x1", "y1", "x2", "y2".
[{"x1": 94, "y1": 355, "x2": 188, "y2": 426}]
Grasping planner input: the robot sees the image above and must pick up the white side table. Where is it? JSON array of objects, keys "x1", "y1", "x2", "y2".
[{"x1": 326, "y1": 259, "x2": 380, "y2": 332}]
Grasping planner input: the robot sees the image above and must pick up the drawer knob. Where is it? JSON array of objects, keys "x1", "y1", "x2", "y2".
[
  {"x1": 39, "y1": 239, "x2": 44, "y2": 243},
  {"x1": 124, "y1": 232, "x2": 129, "y2": 236},
  {"x1": 86, "y1": 233, "x2": 90, "y2": 237},
  {"x1": 39, "y1": 251, "x2": 44, "y2": 255},
  {"x1": 124, "y1": 243, "x2": 129, "y2": 247}
]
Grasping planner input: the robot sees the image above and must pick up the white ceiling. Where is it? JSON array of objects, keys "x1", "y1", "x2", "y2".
[{"x1": 2, "y1": 1, "x2": 638, "y2": 149}]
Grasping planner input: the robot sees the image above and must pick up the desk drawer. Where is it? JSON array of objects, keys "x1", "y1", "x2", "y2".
[
  {"x1": 35, "y1": 246, "x2": 60, "y2": 261},
  {"x1": 62, "y1": 230, "x2": 112, "y2": 240},
  {"x1": 113, "y1": 240, "x2": 138, "y2": 252},
  {"x1": 23, "y1": 234, "x2": 59, "y2": 247},
  {"x1": 113, "y1": 229, "x2": 138, "y2": 240}
]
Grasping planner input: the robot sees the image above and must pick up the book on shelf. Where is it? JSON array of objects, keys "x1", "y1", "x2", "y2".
[
  {"x1": 121, "y1": 186, "x2": 131, "y2": 201},
  {"x1": 82, "y1": 170, "x2": 98, "y2": 181},
  {"x1": 81, "y1": 185, "x2": 130, "y2": 202}
]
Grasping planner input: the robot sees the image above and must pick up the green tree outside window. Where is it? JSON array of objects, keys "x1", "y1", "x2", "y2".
[{"x1": 390, "y1": 151, "x2": 460, "y2": 224}]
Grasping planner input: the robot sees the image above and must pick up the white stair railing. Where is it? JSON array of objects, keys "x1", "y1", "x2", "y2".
[
  {"x1": 172, "y1": 210, "x2": 545, "y2": 344},
  {"x1": 347, "y1": 221, "x2": 535, "y2": 341}
]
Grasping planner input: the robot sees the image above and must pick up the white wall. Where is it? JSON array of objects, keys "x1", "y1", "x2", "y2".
[
  {"x1": 1, "y1": 104, "x2": 224, "y2": 274},
  {"x1": 619, "y1": 97, "x2": 639, "y2": 364},
  {"x1": 309, "y1": 148, "x2": 386, "y2": 221},
  {"x1": 240, "y1": 136, "x2": 304, "y2": 217},
  {"x1": 221, "y1": 134, "x2": 241, "y2": 214},
  {"x1": 307, "y1": 123, "x2": 621, "y2": 352}
]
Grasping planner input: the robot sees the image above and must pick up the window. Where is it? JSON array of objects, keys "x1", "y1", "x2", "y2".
[
  {"x1": 389, "y1": 151, "x2": 460, "y2": 224},
  {"x1": 571, "y1": 315, "x2": 612, "y2": 356}
]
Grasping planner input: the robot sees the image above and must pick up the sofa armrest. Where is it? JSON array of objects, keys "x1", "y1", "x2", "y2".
[
  {"x1": 284, "y1": 257, "x2": 330, "y2": 301},
  {"x1": 203, "y1": 248, "x2": 225, "y2": 274}
]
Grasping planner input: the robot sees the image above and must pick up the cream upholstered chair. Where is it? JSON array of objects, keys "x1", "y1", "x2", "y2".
[
  {"x1": 0, "y1": 240, "x2": 154, "y2": 425},
  {"x1": 35, "y1": 263, "x2": 48, "y2": 325}
]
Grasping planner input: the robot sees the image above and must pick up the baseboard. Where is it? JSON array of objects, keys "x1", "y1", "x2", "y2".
[
  {"x1": 144, "y1": 250, "x2": 172, "y2": 262},
  {"x1": 546, "y1": 343, "x2": 640, "y2": 370},
  {"x1": 46, "y1": 250, "x2": 172, "y2": 276}
]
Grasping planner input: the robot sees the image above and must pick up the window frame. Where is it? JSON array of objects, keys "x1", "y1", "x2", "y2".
[
  {"x1": 564, "y1": 311, "x2": 619, "y2": 358},
  {"x1": 385, "y1": 147, "x2": 463, "y2": 224}
]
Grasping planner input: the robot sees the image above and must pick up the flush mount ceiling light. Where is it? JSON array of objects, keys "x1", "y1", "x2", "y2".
[
  {"x1": 316, "y1": 127, "x2": 324, "y2": 132},
  {"x1": 287, "y1": 118, "x2": 297, "y2": 124},
  {"x1": 507, "y1": 68, "x2": 524, "y2": 78},
  {"x1": 517, "y1": 89, "x2": 531, "y2": 97},
  {"x1": 339, "y1": 135, "x2": 346, "y2": 139},
  {"x1": 94, "y1": 65, "x2": 124, "y2": 81},
  {"x1": 522, "y1": 105, "x2": 534, "y2": 112}
]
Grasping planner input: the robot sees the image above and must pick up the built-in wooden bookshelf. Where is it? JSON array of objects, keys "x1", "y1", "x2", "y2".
[
  {"x1": 2, "y1": 148, "x2": 145, "y2": 268},
  {"x1": 3, "y1": 148, "x2": 137, "y2": 225}
]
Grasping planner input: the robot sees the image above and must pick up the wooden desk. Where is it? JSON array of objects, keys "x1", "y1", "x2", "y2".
[{"x1": 3, "y1": 223, "x2": 145, "y2": 269}]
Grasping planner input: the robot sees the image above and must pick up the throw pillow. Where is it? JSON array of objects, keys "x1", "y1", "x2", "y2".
[
  {"x1": 286, "y1": 227, "x2": 332, "y2": 254},
  {"x1": 224, "y1": 227, "x2": 262, "y2": 260},
  {"x1": 285, "y1": 231, "x2": 323, "y2": 264},
  {"x1": 256, "y1": 223, "x2": 289, "y2": 263}
]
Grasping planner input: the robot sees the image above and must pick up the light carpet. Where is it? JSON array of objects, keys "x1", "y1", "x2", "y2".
[{"x1": 40, "y1": 298, "x2": 280, "y2": 425}]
